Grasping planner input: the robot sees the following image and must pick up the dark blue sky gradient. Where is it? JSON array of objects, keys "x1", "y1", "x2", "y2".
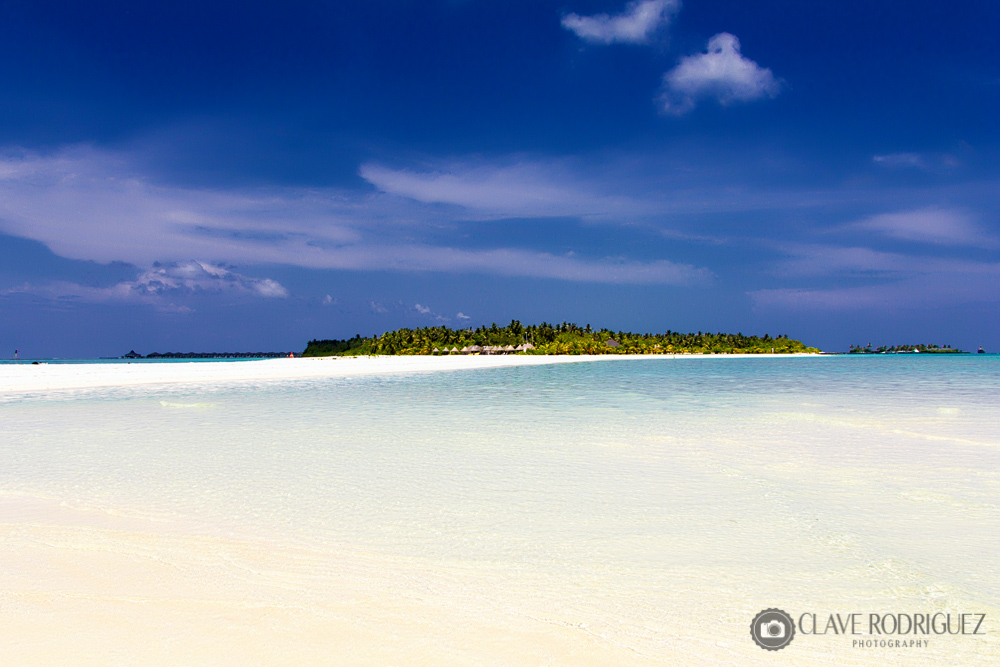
[{"x1": 1, "y1": 0, "x2": 998, "y2": 356}]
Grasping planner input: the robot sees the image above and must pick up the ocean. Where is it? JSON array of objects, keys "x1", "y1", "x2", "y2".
[{"x1": 1, "y1": 355, "x2": 998, "y2": 664}]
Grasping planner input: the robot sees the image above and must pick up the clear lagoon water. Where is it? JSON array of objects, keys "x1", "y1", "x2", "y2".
[{"x1": 1, "y1": 355, "x2": 998, "y2": 664}]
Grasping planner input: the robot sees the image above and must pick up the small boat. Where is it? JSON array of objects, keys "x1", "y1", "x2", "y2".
[{"x1": 978, "y1": 346, "x2": 986, "y2": 354}]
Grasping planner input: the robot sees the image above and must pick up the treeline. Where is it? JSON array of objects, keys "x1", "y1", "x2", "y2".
[
  {"x1": 848, "y1": 343, "x2": 965, "y2": 354},
  {"x1": 303, "y1": 321, "x2": 820, "y2": 356},
  {"x1": 134, "y1": 352, "x2": 294, "y2": 359}
]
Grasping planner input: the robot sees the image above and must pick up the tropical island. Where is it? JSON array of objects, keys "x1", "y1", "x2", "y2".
[
  {"x1": 303, "y1": 321, "x2": 820, "y2": 356},
  {"x1": 847, "y1": 343, "x2": 966, "y2": 354}
]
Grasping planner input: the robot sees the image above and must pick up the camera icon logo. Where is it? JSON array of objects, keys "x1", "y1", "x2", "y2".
[
  {"x1": 761, "y1": 619, "x2": 786, "y2": 638},
  {"x1": 751, "y1": 608, "x2": 795, "y2": 650}
]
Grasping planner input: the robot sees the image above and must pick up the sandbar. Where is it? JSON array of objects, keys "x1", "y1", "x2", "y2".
[{"x1": 0, "y1": 353, "x2": 820, "y2": 394}]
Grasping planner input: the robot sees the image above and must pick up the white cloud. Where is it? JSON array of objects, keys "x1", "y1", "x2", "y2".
[
  {"x1": 412, "y1": 303, "x2": 451, "y2": 322},
  {"x1": 872, "y1": 153, "x2": 960, "y2": 171},
  {"x1": 660, "y1": 33, "x2": 781, "y2": 114},
  {"x1": 456, "y1": 312, "x2": 471, "y2": 320},
  {"x1": 0, "y1": 148, "x2": 360, "y2": 267},
  {"x1": 249, "y1": 279, "x2": 287, "y2": 297},
  {"x1": 757, "y1": 212, "x2": 999, "y2": 313},
  {"x1": 362, "y1": 155, "x2": 990, "y2": 221},
  {"x1": 847, "y1": 209, "x2": 992, "y2": 247},
  {"x1": 873, "y1": 153, "x2": 925, "y2": 169},
  {"x1": 359, "y1": 161, "x2": 649, "y2": 218},
  {"x1": 322, "y1": 294, "x2": 334, "y2": 305},
  {"x1": 0, "y1": 148, "x2": 710, "y2": 286},
  {"x1": 321, "y1": 245, "x2": 711, "y2": 285},
  {"x1": 3, "y1": 261, "x2": 287, "y2": 308},
  {"x1": 138, "y1": 261, "x2": 289, "y2": 297},
  {"x1": 750, "y1": 269, "x2": 1000, "y2": 310},
  {"x1": 752, "y1": 242, "x2": 1000, "y2": 310},
  {"x1": 751, "y1": 285, "x2": 896, "y2": 310},
  {"x1": 769, "y1": 242, "x2": 1000, "y2": 278},
  {"x1": 770, "y1": 244, "x2": 923, "y2": 278},
  {"x1": 561, "y1": 0, "x2": 680, "y2": 44},
  {"x1": 4, "y1": 280, "x2": 149, "y2": 305}
]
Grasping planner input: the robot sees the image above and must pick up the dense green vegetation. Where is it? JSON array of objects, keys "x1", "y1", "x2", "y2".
[
  {"x1": 303, "y1": 322, "x2": 821, "y2": 356},
  {"x1": 848, "y1": 343, "x2": 965, "y2": 354},
  {"x1": 298, "y1": 335, "x2": 371, "y2": 357},
  {"x1": 123, "y1": 351, "x2": 293, "y2": 359}
]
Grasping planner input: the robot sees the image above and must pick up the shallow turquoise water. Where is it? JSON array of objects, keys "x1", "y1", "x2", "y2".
[{"x1": 2, "y1": 355, "x2": 999, "y2": 663}]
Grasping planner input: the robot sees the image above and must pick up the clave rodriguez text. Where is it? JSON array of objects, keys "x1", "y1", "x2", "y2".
[{"x1": 799, "y1": 612, "x2": 986, "y2": 637}]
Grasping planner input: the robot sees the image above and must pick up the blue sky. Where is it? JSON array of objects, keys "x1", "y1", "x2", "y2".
[{"x1": 1, "y1": 0, "x2": 998, "y2": 356}]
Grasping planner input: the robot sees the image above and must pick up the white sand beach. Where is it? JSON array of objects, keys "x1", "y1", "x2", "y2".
[{"x1": 0, "y1": 353, "x2": 819, "y2": 394}]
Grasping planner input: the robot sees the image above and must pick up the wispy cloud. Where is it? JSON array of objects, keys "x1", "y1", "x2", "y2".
[
  {"x1": 412, "y1": 302, "x2": 452, "y2": 322},
  {"x1": 872, "y1": 153, "x2": 925, "y2": 169},
  {"x1": 321, "y1": 245, "x2": 711, "y2": 285},
  {"x1": 769, "y1": 244, "x2": 919, "y2": 278},
  {"x1": 660, "y1": 33, "x2": 781, "y2": 115},
  {"x1": 753, "y1": 241, "x2": 1000, "y2": 310},
  {"x1": 0, "y1": 148, "x2": 360, "y2": 267},
  {"x1": 847, "y1": 208, "x2": 991, "y2": 247},
  {"x1": 873, "y1": 153, "x2": 960, "y2": 170},
  {"x1": 751, "y1": 269, "x2": 1000, "y2": 310},
  {"x1": 359, "y1": 160, "x2": 650, "y2": 218},
  {"x1": 0, "y1": 148, "x2": 710, "y2": 286},
  {"x1": 362, "y1": 154, "x2": 998, "y2": 221},
  {"x1": 4, "y1": 280, "x2": 159, "y2": 306},
  {"x1": 561, "y1": 0, "x2": 679, "y2": 45},
  {"x1": 770, "y1": 243, "x2": 999, "y2": 278},
  {"x1": 5, "y1": 148, "x2": 992, "y2": 296}
]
